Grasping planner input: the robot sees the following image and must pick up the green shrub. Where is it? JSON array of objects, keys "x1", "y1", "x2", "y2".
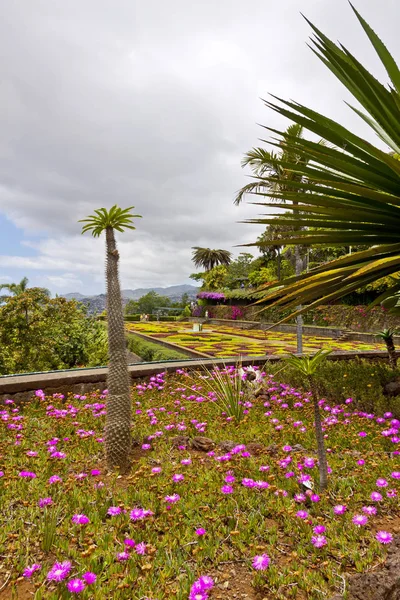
[
  {"x1": 124, "y1": 314, "x2": 141, "y2": 322},
  {"x1": 268, "y1": 357, "x2": 400, "y2": 417},
  {"x1": 126, "y1": 334, "x2": 187, "y2": 362}
]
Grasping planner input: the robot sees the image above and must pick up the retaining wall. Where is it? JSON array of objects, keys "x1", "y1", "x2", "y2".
[{"x1": 0, "y1": 351, "x2": 391, "y2": 403}]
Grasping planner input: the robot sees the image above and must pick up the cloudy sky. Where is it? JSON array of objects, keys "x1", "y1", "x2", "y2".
[{"x1": 0, "y1": 0, "x2": 398, "y2": 295}]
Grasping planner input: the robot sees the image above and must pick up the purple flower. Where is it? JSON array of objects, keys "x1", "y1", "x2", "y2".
[
  {"x1": 371, "y1": 492, "x2": 383, "y2": 502},
  {"x1": 71, "y1": 513, "x2": 90, "y2": 525},
  {"x1": 252, "y1": 553, "x2": 270, "y2": 570},
  {"x1": 130, "y1": 507, "x2": 153, "y2": 520},
  {"x1": 124, "y1": 538, "x2": 136, "y2": 548},
  {"x1": 151, "y1": 467, "x2": 162, "y2": 474},
  {"x1": 47, "y1": 561, "x2": 72, "y2": 582},
  {"x1": 376, "y1": 478, "x2": 388, "y2": 488},
  {"x1": 135, "y1": 542, "x2": 147, "y2": 555},
  {"x1": 195, "y1": 528, "x2": 206, "y2": 536},
  {"x1": 376, "y1": 531, "x2": 393, "y2": 544},
  {"x1": 391, "y1": 471, "x2": 400, "y2": 479},
  {"x1": 311, "y1": 535, "x2": 327, "y2": 548},
  {"x1": 172, "y1": 474, "x2": 184, "y2": 482},
  {"x1": 221, "y1": 485, "x2": 233, "y2": 494},
  {"x1": 310, "y1": 494, "x2": 320, "y2": 503},
  {"x1": 242, "y1": 478, "x2": 255, "y2": 488},
  {"x1": 116, "y1": 551, "x2": 130, "y2": 561},
  {"x1": 19, "y1": 471, "x2": 36, "y2": 479},
  {"x1": 333, "y1": 504, "x2": 347, "y2": 515},
  {"x1": 352, "y1": 514, "x2": 368, "y2": 526},
  {"x1": 67, "y1": 579, "x2": 86, "y2": 593},
  {"x1": 83, "y1": 572, "x2": 97, "y2": 584},
  {"x1": 225, "y1": 472, "x2": 235, "y2": 483},
  {"x1": 38, "y1": 497, "x2": 53, "y2": 508},
  {"x1": 313, "y1": 525, "x2": 326, "y2": 534},
  {"x1": 107, "y1": 506, "x2": 122, "y2": 516},
  {"x1": 296, "y1": 510, "x2": 309, "y2": 520},
  {"x1": 23, "y1": 564, "x2": 41, "y2": 578},
  {"x1": 164, "y1": 494, "x2": 180, "y2": 504},
  {"x1": 48, "y1": 475, "x2": 62, "y2": 484}
]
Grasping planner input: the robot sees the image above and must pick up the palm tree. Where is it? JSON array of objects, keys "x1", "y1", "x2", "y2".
[
  {"x1": 241, "y1": 6, "x2": 400, "y2": 325},
  {"x1": 0, "y1": 277, "x2": 29, "y2": 302},
  {"x1": 191, "y1": 247, "x2": 232, "y2": 272},
  {"x1": 235, "y1": 124, "x2": 307, "y2": 353},
  {"x1": 285, "y1": 350, "x2": 331, "y2": 491},
  {"x1": 0, "y1": 277, "x2": 50, "y2": 324},
  {"x1": 377, "y1": 328, "x2": 398, "y2": 368},
  {"x1": 79, "y1": 205, "x2": 141, "y2": 472}
]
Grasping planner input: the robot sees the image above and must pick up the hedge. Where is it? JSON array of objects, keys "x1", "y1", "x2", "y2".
[{"x1": 126, "y1": 334, "x2": 187, "y2": 362}]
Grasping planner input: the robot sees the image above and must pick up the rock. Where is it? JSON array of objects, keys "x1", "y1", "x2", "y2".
[
  {"x1": 218, "y1": 441, "x2": 237, "y2": 452},
  {"x1": 265, "y1": 444, "x2": 279, "y2": 456},
  {"x1": 329, "y1": 534, "x2": 400, "y2": 599},
  {"x1": 292, "y1": 444, "x2": 306, "y2": 453},
  {"x1": 383, "y1": 380, "x2": 400, "y2": 396},
  {"x1": 171, "y1": 436, "x2": 190, "y2": 448},
  {"x1": 191, "y1": 437, "x2": 215, "y2": 452},
  {"x1": 246, "y1": 442, "x2": 264, "y2": 455}
]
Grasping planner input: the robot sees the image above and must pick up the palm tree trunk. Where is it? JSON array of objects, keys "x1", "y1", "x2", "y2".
[
  {"x1": 309, "y1": 376, "x2": 328, "y2": 491},
  {"x1": 105, "y1": 226, "x2": 132, "y2": 472},
  {"x1": 385, "y1": 337, "x2": 397, "y2": 368},
  {"x1": 277, "y1": 247, "x2": 281, "y2": 281},
  {"x1": 295, "y1": 245, "x2": 303, "y2": 354}
]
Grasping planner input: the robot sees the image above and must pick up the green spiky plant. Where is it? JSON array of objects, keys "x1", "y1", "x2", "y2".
[
  {"x1": 285, "y1": 349, "x2": 331, "y2": 491},
  {"x1": 377, "y1": 327, "x2": 398, "y2": 368},
  {"x1": 79, "y1": 205, "x2": 141, "y2": 472},
  {"x1": 237, "y1": 4, "x2": 400, "y2": 326}
]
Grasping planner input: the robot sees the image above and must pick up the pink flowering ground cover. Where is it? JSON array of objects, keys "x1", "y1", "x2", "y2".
[{"x1": 0, "y1": 368, "x2": 399, "y2": 599}]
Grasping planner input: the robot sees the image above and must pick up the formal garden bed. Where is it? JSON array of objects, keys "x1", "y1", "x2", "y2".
[
  {"x1": 1, "y1": 365, "x2": 399, "y2": 599},
  {"x1": 125, "y1": 322, "x2": 383, "y2": 358}
]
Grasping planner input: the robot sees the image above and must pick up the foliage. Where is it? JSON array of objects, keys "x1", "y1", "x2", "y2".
[
  {"x1": 270, "y1": 357, "x2": 400, "y2": 418},
  {"x1": 79, "y1": 204, "x2": 141, "y2": 237},
  {"x1": 1, "y1": 371, "x2": 399, "y2": 598},
  {"x1": 242, "y1": 7, "x2": 400, "y2": 320},
  {"x1": 126, "y1": 333, "x2": 187, "y2": 362},
  {"x1": 125, "y1": 291, "x2": 173, "y2": 315},
  {"x1": 0, "y1": 276, "x2": 50, "y2": 304},
  {"x1": 223, "y1": 253, "x2": 254, "y2": 289},
  {"x1": 195, "y1": 364, "x2": 245, "y2": 422},
  {"x1": 0, "y1": 289, "x2": 107, "y2": 374},
  {"x1": 191, "y1": 247, "x2": 232, "y2": 271}
]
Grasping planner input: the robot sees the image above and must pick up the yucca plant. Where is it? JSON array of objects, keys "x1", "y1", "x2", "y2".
[
  {"x1": 79, "y1": 205, "x2": 141, "y2": 472},
  {"x1": 239, "y1": 4, "x2": 400, "y2": 323},
  {"x1": 285, "y1": 350, "x2": 331, "y2": 491},
  {"x1": 193, "y1": 364, "x2": 245, "y2": 423},
  {"x1": 377, "y1": 327, "x2": 398, "y2": 368}
]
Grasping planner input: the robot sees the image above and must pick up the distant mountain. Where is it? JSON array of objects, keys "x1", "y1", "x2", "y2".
[
  {"x1": 61, "y1": 285, "x2": 199, "y2": 314},
  {"x1": 121, "y1": 285, "x2": 198, "y2": 301}
]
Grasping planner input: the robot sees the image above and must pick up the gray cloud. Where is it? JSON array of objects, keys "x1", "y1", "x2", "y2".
[{"x1": 0, "y1": 0, "x2": 399, "y2": 293}]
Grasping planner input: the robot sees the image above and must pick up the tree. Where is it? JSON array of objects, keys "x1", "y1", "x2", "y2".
[
  {"x1": 0, "y1": 288, "x2": 107, "y2": 374},
  {"x1": 235, "y1": 124, "x2": 307, "y2": 353},
  {"x1": 377, "y1": 328, "x2": 398, "y2": 368},
  {"x1": 0, "y1": 277, "x2": 51, "y2": 323},
  {"x1": 224, "y1": 253, "x2": 254, "y2": 289},
  {"x1": 285, "y1": 350, "x2": 331, "y2": 491},
  {"x1": 79, "y1": 205, "x2": 141, "y2": 472},
  {"x1": 242, "y1": 7, "x2": 400, "y2": 322},
  {"x1": 191, "y1": 247, "x2": 232, "y2": 271}
]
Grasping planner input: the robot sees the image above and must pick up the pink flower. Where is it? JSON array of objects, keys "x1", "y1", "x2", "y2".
[
  {"x1": 252, "y1": 553, "x2": 270, "y2": 570},
  {"x1": 67, "y1": 579, "x2": 86, "y2": 593},
  {"x1": 71, "y1": 514, "x2": 90, "y2": 525},
  {"x1": 376, "y1": 478, "x2": 388, "y2": 488},
  {"x1": 48, "y1": 475, "x2": 62, "y2": 484},
  {"x1": 47, "y1": 561, "x2": 72, "y2": 582},
  {"x1": 172, "y1": 474, "x2": 184, "y2": 482},
  {"x1": 124, "y1": 538, "x2": 136, "y2": 548},
  {"x1": 164, "y1": 494, "x2": 180, "y2": 503},
  {"x1": 296, "y1": 510, "x2": 308, "y2": 520},
  {"x1": 225, "y1": 472, "x2": 235, "y2": 483},
  {"x1": 195, "y1": 528, "x2": 206, "y2": 536},
  {"x1": 38, "y1": 497, "x2": 53, "y2": 508},
  {"x1": 83, "y1": 572, "x2": 97, "y2": 584},
  {"x1": 313, "y1": 525, "x2": 326, "y2": 534},
  {"x1": 151, "y1": 467, "x2": 162, "y2": 474},
  {"x1": 130, "y1": 508, "x2": 153, "y2": 520},
  {"x1": 333, "y1": 505, "x2": 347, "y2": 515},
  {"x1": 391, "y1": 471, "x2": 400, "y2": 479},
  {"x1": 352, "y1": 514, "x2": 368, "y2": 526},
  {"x1": 135, "y1": 542, "x2": 147, "y2": 555},
  {"x1": 116, "y1": 551, "x2": 130, "y2": 561},
  {"x1": 371, "y1": 492, "x2": 383, "y2": 502},
  {"x1": 376, "y1": 531, "x2": 393, "y2": 544},
  {"x1": 311, "y1": 535, "x2": 327, "y2": 548},
  {"x1": 362, "y1": 506, "x2": 377, "y2": 515},
  {"x1": 23, "y1": 564, "x2": 41, "y2": 578},
  {"x1": 221, "y1": 485, "x2": 233, "y2": 494},
  {"x1": 107, "y1": 506, "x2": 122, "y2": 516}
]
